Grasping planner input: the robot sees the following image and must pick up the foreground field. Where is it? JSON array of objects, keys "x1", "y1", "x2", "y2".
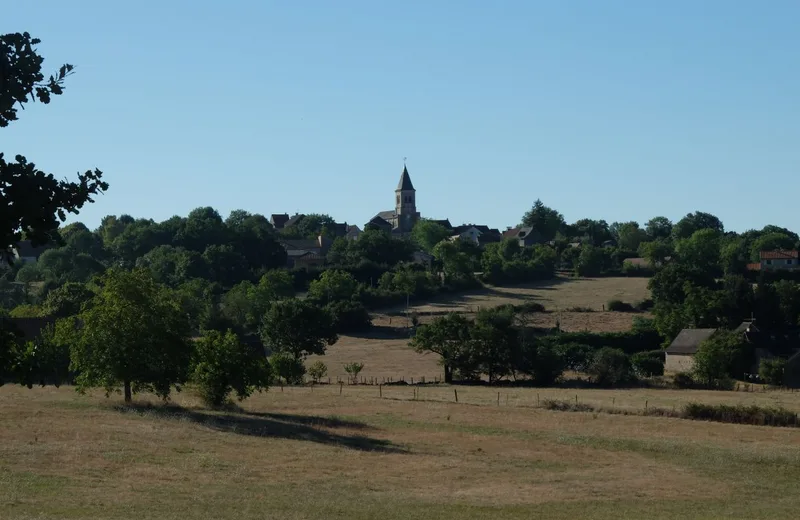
[
  {"x1": 2, "y1": 385, "x2": 800, "y2": 519},
  {"x1": 315, "y1": 276, "x2": 650, "y2": 381}
]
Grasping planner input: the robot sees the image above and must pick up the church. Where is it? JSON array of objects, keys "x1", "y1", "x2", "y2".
[{"x1": 366, "y1": 165, "x2": 423, "y2": 235}]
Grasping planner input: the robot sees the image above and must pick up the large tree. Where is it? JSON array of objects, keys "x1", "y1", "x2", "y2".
[
  {"x1": 1, "y1": 32, "x2": 108, "y2": 259},
  {"x1": 70, "y1": 268, "x2": 193, "y2": 403},
  {"x1": 520, "y1": 200, "x2": 565, "y2": 242},
  {"x1": 672, "y1": 211, "x2": 724, "y2": 240},
  {"x1": 260, "y1": 299, "x2": 338, "y2": 361}
]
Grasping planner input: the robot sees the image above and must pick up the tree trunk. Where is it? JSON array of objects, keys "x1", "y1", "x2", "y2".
[
  {"x1": 444, "y1": 364, "x2": 453, "y2": 384},
  {"x1": 124, "y1": 380, "x2": 132, "y2": 403}
]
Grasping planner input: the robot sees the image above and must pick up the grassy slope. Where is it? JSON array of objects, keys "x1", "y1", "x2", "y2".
[
  {"x1": 2, "y1": 385, "x2": 800, "y2": 520},
  {"x1": 313, "y1": 276, "x2": 651, "y2": 382}
]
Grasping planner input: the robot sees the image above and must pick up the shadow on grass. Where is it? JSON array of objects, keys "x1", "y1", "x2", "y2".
[{"x1": 113, "y1": 403, "x2": 407, "y2": 454}]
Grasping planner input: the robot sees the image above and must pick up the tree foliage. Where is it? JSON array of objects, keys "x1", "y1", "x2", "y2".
[
  {"x1": 1, "y1": 32, "x2": 108, "y2": 260},
  {"x1": 70, "y1": 268, "x2": 192, "y2": 402},
  {"x1": 260, "y1": 299, "x2": 338, "y2": 360}
]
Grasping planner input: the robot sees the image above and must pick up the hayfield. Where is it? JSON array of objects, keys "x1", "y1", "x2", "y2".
[
  {"x1": 313, "y1": 276, "x2": 651, "y2": 382},
  {"x1": 2, "y1": 384, "x2": 800, "y2": 519}
]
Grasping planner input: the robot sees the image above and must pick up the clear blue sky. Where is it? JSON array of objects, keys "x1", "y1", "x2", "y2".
[{"x1": 5, "y1": 1, "x2": 800, "y2": 233}]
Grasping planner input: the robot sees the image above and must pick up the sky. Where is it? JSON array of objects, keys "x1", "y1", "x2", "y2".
[{"x1": 4, "y1": 1, "x2": 800, "y2": 233}]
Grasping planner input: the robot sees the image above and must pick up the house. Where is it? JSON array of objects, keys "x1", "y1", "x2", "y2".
[
  {"x1": 412, "y1": 250, "x2": 434, "y2": 268},
  {"x1": 502, "y1": 226, "x2": 541, "y2": 247},
  {"x1": 270, "y1": 213, "x2": 290, "y2": 230},
  {"x1": 13, "y1": 240, "x2": 52, "y2": 264},
  {"x1": 664, "y1": 328, "x2": 718, "y2": 373},
  {"x1": 759, "y1": 250, "x2": 799, "y2": 271},
  {"x1": 430, "y1": 219, "x2": 453, "y2": 231},
  {"x1": 279, "y1": 235, "x2": 332, "y2": 269},
  {"x1": 450, "y1": 224, "x2": 502, "y2": 246},
  {"x1": 346, "y1": 225, "x2": 362, "y2": 241},
  {"x1": 283, "y1": 213, "x2": 305, "y2": 230}
]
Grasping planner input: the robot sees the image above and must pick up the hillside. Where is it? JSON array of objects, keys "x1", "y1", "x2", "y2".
[{"x1": 312, "y1": 276, "x2": 651, "y2": 382}]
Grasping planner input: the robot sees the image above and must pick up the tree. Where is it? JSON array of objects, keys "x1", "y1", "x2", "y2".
[
  {"x1": 226, "y1": 211, "x2": 286, "y2": 271},
  {"x1": 343, "y1": 362, "x2": 364, "y2": 384},
  {"x1": 612, "y1": 221, "x2": 648, "y2": 251},
  {"x1": 469, "y1": 306, "x2": 518, "y2": 383},
  {"x1": 191, "y1": 329, "x2": 271, "y2": 407},
  {"x1": 260, "y1": 299, "x2": 338, "y2": 361},
  {"x1": 13, "y1": 318, "x2": 76, "y2": 388},
  {"x1": 432, "y1": 239, "x2": 477, "y2": 282},
  {"x1": 70, "y1": 268, "x2": 193, "y2": 403},
  {"x1": 521, "y1": 200, "x2": 565, "y2": 242},
  {"x1": 307, "y1": 269, "x2": 359, "y2": 305},
  {"x1": 574, "y1": 245, "x2": 608, "y2": 277},
  {"x1": 638, "y1": 239, "x2": 673, "y2": 268},
  {"x1": 645, "y1": 217, "x2": 673, "y2": 241},
  {"x1": 136, "y1": 245, "x2": 206, "y2": 287},
  {"x1": 672, "y1": 212, "x2": 724, "y2": 240},
  {"x1": 750, "y1": 232, "x2": 796, "y2": 262},
  {"x1": 675, "y1": 229, "x2": 721, "y2": 274},
  {"x1": 569, "y1": 219, "x2": 611, "y2": 246},
  {"x1": 411, "y1": 219, "x2": 451, "y2": 252},
  {"x1": 410, "y1": 313, "x2": 473, "y2": 383},
  {"x1": 41, "y1": 281, "x2": 93, "y2": 317},
  {"x1": 269, "y1": 352, "x2": 306, "y2": 384},
  {"x1": 588, "y1": 347, "x2": 634, "y2": 387},
  {"x1": 631, "y1": 350, "x2": 665, "y2": 377},
  {"x1": 176, "y1": 207, "x2": 229, "y2": 252},
  {"x1": 308, "y1": 360, "x2": 327, "y2": 383},
  {"x1": 693, "y1": 330, "x2": 751, "y2": 388},
  {"x1": 202, "y1": 244, "x2": 250, "y2": 287},
  {"x1": 759, "y1": 358, "x2": 787, "y2": 386},
  {"x1": 1, "y1": 32, "x2": 108, "y2": 261}
]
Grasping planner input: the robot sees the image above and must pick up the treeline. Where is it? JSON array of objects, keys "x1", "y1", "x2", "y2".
[
  {"x1": 411, "y1": 306, "x2": 664, "y2": 386},
  {"x1": 0, "y1": 268, "x2": 340, "y2": 406}
]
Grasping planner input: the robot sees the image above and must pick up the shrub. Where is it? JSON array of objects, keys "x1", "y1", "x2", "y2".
[
  {"x1": 567, "y1": 306, "x2": 594, "y2": 313},
  {"x1": 635, "y1": 299, "x2": 654, "y2": 312},
  {"x1": 588, "y1": 347, "x2": 635, "y2": 387},
  {"x1": 673, "y1": 372, "x2": 695, "y2": 388},
  {"x1": 540, "y1": 399, "x2": 594, "y2": 413},
  {"x1": 269, "y1": 352, "x2": 306, "y2": 384},
  {"x1": 192, "y1": 330, "x2": 271, "y2": 407},
  {"x1": 516, "y1": 342, "x2": 565, "y2": 386},
  {"x1": 631, "y1": 350, "x2": 665, "y2": 377},
  {"x1": 693, "y1": 330, "x2": 752, "y2": 388},
  {"x1": 607, "y1": 299, "x2": 635, "y2": 312},
  {"x1": 759, "y1": 358, "x2": 787, "y2": 386},
  {"x1": 326, "y1": 300, "x2": 372, "y2": 333},
  {"x1": 514, "y1": 301, "x2": 546, "y2": 313},
  {"x1": 343, "y1": 362, "x2": 364, "y2": 384},
  {"x1": 308, "y1": 360, "x2": 328, "y2": 383},
  {"x1": 553, "y1": 342, "x2": 593, "y2": 372},
  {"x1": 683, "y1": 403, "x2": 799, "y2": 427}
]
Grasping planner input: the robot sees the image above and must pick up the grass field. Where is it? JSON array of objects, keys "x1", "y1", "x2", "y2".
[
  {"x1": 2, "y1": 384, "x2": 800, "y2": 519},
  {"x1": 313, "y1": 276, "x2": 651, "y2": 382}
]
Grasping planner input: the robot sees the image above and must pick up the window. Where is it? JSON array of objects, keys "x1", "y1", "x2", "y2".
[
  {"x1": 788, "y1": 260, "x2": 793, "y2": 265},
  {"x1": 766, "y1": 259, "x2": 772, "y2": 265}
]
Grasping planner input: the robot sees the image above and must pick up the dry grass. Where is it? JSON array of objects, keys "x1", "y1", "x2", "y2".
[
  {"x1": 313, "y1": 277, "x2": 651, "y2": 381},
  {"x1": 2, "y1": 385, "x2": 800, "y2": 519}
]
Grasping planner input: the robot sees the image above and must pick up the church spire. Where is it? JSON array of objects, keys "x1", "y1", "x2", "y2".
[{"x1": 397, "y1": 165, "x2": 415, "y2": 191}]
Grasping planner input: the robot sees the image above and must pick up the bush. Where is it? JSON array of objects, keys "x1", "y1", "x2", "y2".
[
  {"x1": 326, "y1": 300, "x2": 372, "y2": 333},
  {"x1": 343, "y1": 362, "x2": 364, "y2": 384},
  {"x1": 683, "y1": 403, "x2": 799, "y2": 427},
  {"x1": 759, "y1": 358, "x2": 787, "y2": 386},
  {"x1": 192, "y1": 330, "x2": 271, "y2": 407},
  {"x1": 607, "y1": 299, "x2": 635, "y2": 312},
  {"x1": 540, "y1": 399, "x2": 594, "y2": 413},
  {"x1": 308, "y1": 360, "x2": 328, "y2": 383},
  {"x1": 552, "y1": 342, "x2": 593, "y2": 372},
  {"x1": 588, "y1": 347, "x2": 635, "y2": 387},
  {"x1": 673, "y1": 372, "x2": 695, "y2": 388},
  {"x1": 269, "y1": 352, "x2": 306, "y2": 384},
  {"x1": 567, "y1": 306, "x2": 594, "y2": 312},
  {"x1": 635, "y1": 299, "x2": 654, "y2": 312},
  {"x1": 631, "y1": 350, "x2": 665, "y2": 377},
  {"x1": 514, "y1": 301, "x2": 546, "y2": 313}
]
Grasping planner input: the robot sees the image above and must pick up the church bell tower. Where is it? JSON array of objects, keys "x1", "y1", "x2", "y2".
[{"x1": 395, "y1": 164, "x2": 419, "y2": 232}]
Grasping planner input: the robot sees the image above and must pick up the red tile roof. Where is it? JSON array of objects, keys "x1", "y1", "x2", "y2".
[
  {"x1": 746, "y1": 263, "x2": 761, "y2": 271},
  {"x1": 760, "y1": 250, "x2": 798, "y2": 260}
]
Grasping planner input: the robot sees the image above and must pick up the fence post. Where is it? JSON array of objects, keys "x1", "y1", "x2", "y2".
[
  {"x1": 379, "y1": 384, "x2": 382, "y2": 398},
  {"x1": 537, "y1": 393, "x2": 540, "y2": 406},
  {"x1": 339, "y1": 382, "x2": 343, "y2": 395},
  {"x1": 645, "y1": 400, "x2": 648, "y2": 410},
  {"x1": 497, "y1": 392, "x2": 500, "y2": 406},
  {"x1": 612, "y1": 397, "x2": 615, "y2": 405},
  {"x1": 454, "y1": 388, "x2": 459, "y2": 403},
  {"x1": 575, "y1": 394, "x2": 578, "y2": 404}
]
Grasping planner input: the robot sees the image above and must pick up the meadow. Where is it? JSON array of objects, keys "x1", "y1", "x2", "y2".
[
  {"x1": 2, "y1": 384, "x2": 800, "y2": 520},
  {"x1": 313, "y1": 276, "x2": 651, "y2": 381}
]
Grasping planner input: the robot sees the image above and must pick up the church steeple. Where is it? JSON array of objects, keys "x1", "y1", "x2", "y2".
[
  {"x1": 394, "y1": 164, "x2": 418, "y2": 232},
  {"x1": 397, "y1": 165, "x2": 415, "y2": 191}
]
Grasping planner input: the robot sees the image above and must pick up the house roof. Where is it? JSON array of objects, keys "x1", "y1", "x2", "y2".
[
  {"x1": 270, "y1": 213, "x2": 290, "y2": 229},
  {"x1": 346, "y1": 225, "x2": 362, "y2": 236},
  {"x1": 331, "y1": 223, "x2": 348, "y2": 237},
  {"x1": 15, "y1": 240, "x2": 51, "y2": 259},
  {"x1": 665, "y1": 328, "x2": 717, "y2": 355},
  {"x1": 397, "y1": 166, "x2": 415, "y2": 191},
  {"x1": 430, "y1": 219, "x2": 452, "y2": 230},
  {"x1": 280, "y1": 239, "x2": 320, "y2": 252},
  {"x1": 368, "y1": 216, "x2": 392, "y2": 228},
  {"x1": 376, "y1": 210, "x2": 396, "y2": 221},
  {"x1": 283, "y1": 214, "x2": 305, "y2": 228},
  {"x1": 746, "y1": 263, "x2": 761, "y2": 271},
  {"x1": 760, "y1": 250, "x2": 799, "y2": 260},
  {"x1": 503, "y1": 227, "x2": 520, "y2": 238}
]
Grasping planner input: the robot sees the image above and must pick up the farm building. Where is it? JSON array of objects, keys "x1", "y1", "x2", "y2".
[{"x1": 664, "y1": 328, "x2": 717, "y2": 373}]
